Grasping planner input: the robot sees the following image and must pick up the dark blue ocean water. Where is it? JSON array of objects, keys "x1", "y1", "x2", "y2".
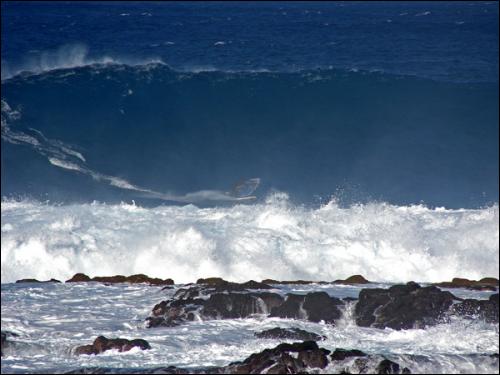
[{"x1": 1, "y1": 1, "x2": 499, "y2": 207}]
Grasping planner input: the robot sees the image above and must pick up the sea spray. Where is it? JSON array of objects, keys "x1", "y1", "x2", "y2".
[{"x1": 1, "y1": 196, "x2": 498, "y2": 284}]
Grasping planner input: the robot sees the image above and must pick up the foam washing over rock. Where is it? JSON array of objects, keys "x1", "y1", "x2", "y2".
[{"x1": 1, "y1": 197, "x2": 498, "y2": 284}]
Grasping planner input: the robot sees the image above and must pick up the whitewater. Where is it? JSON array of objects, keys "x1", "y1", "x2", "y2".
[
  {"x1": 2, "y1": 195, "x2": 498, "y2": 285},
  {"x1": 1, "y1": 3, "x2": 498, "y2": 373}
]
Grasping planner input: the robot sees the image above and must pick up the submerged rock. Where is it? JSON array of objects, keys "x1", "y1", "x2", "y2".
[
  {"x1": 1, "y1": 331, "x2": 19, "y2": 357},
  {"x1": 269, "y1": 291, "x2": 343, "y2": 324},
  {"x1": 65, "y1": 273, "x2": 174, "y2": 285},
  {"x1": 355, "y1": 282, "x2": 458, "y2": 329},
  {"x1": 74, "y1": 336, "x2": 151, "y2": 355},
  {"x1": 330, "y1": 348, "x2": 368, "y2": 361},
  {"x1": 254, "y1": 327, "x2": 326, "y2": 341}
]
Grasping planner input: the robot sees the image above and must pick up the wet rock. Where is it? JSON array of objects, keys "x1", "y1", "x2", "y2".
[
  {"x1": 225, "y1": 341, "x2": 331, "y2": 373},
  {"x1": 376, "y1": 358, "x2": 411, "y2": 374},
  {"x1": 197, "y1": 277, "x2": 272, "y2": 290},
  {"x1": 269, "y1": 292, "x2": 343, "y2": 324},
  {"x1": 452, "y1": 293, "x2": 499, "y2": 323},
  {"x1": 355, "y1": 282, "x2": 458, "y2": 329},
  {"x1": 145, "y1": 316, "x2": 179, "y2": 328},
  {"x1": 15, "y1": 278, "x2": 61, "y2": 283},
  {"x1": 147, "y1": 281, "x2": 284, "y2": 327},
  {"x1": 330, "y1": 348, "x2": 368, "y2": 361},
  {"x1": 434, "y1": 277, "x2": 498, "y2": 291},
  {"x1": 334, "y1": 275, "x2": 370, "y2": 285},
  {"x1": 203, "y1": 292, "x2": 282, "y2": 319},
  {"x1": 127, "y1": 274, "x2": 174, "y2": 285},
  {"x1": 65, "y1": 273, "x2": 173, "y2": 285},
  {"x1": 343, "y1": 297, "x2": 358, "y2": 302},
  {"x1": 65, "y1": 342, "x2": 331, "y2": 373},
  {"x1": 261, "y1": 279, "x2": 328, "y2": 285},
  {"x1": 1, "y1": 331, "x2": 18, "y2": 357},
  {"x1": 254, "y1": 327, "x2": 326, "y2": 341},
  {"x1": 66, "y1": 273, "x2": 92, "y2": 282},
  {"x1": 74, "y1": 336, "x2": 151, "y2": 355}
]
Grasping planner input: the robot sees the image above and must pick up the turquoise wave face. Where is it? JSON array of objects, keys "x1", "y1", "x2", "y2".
[{"x1": 1, "y1": 64, "x2": 499, "y2": 208}]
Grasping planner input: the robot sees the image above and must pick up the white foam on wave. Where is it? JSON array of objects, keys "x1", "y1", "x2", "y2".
[
  {"x1": 1, "y1": 195, "x2": 498, "y2": 284},
  {"x1": 1, "y1": 44, "x2": 165, "y2": 80}
]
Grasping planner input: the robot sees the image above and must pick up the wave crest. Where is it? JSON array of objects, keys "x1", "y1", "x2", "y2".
[{"x1": 1, "y1": 44, "x2": 165, "y2": 80}]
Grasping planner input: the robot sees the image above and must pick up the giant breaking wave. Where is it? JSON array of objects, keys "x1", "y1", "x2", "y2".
[{"x1": 2, "y1": 62, "x2": 499, "y2": 207}]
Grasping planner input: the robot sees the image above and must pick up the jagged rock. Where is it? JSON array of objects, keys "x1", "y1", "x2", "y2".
[
  {"x1": 65, "y1": 342, "x2": 331, "y2": 373},
  {"x1": 355, "y1": 282, "x2": 458, "y2": 329},
  {"x1": 434, "y1": 277, "x2": 498, "y2": 291},
  {"x1": 452, "y1": 293, "x2": 499, "y2": 323},
  {"x1": 334, "y1": 275, "x2": 370, "y2": 285},
  {"x1": 261, "y1": 279, "x2": 327, "y2": 285},
  {"x1": 254, "y1": 327, "x2": 326, "y2": 341},
  {"x1": 65, "y1": 273, "x2": 173, "y2": 285},
  {"x1": 147, "y1": 281, "x2": 284, "y2": 327},
  {"x1": 197, "y1": 277, "x2": 272, "y2": 290},
  {"x1": 269, "y1": 292, "x2": 343, "y2": 324},
  {"x1": 74, "y1": 336, "x2": 151, "y2": 355},
  {"x1": 15, "y1": 278, "x2": 61, "y2": 283},
  {"x1": 376, "y1": 358, "x2": 411, "y2": 374},
  {"x1": 225, "y1": 341, "x2": 331, "y2": 373},
  {"x1": 203, "y1": 292, "x2": 283, "y2": 319},
  {"x1": 330, "y1": 348, "x2": 367, "y2": 361}
]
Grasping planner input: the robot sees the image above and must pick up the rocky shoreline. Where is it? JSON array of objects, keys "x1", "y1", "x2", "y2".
[{"x1": 3, "y1": 274, "x2": 499, "y2": 374}]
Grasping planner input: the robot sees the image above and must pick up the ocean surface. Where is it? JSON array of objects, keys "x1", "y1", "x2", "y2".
[
  {"x1": 1, "y1": 2, "x2": 499, "y2": 374},
  {"x1": 1, "y1": 282, "x2": 498, "y2": 374}
]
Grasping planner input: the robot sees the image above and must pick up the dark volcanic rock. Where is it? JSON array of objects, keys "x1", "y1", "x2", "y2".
[
  {"x1": 334, "y1": 274, "x2": 370, "y2": 285},
  {"x1": 74, "y1": 336, "x2": 151, "y2": 355},
  {"x1": 270, "y1": 292, "x2": 343, "y2": 324},
  {"x1": 149, "y1": 279, "x2": 345, "y2": 327},
  {"x1": 197, "y1": 277, "x2": 272, "y2": 290},
  {"x1": 355, "y1": 282, "x2": 458, "y2": 329},
  {"x1": 330, "y1": 348, "x2": 368, "y2": 361},
  {"x1": 147, "y1": 281, "x2": 284, "y2": 327},
  {"x1": 1, "y1": 331, "x2": 18, "y2": 357},
  {"x1": 65, "y1": 273, "x2": 173, "y2": 285},
  {"x1": 255, "y1": 327, "x2": 326, "y2": 341},
  {"x1": 434, "y1": 277, "x2": 498, "y2": 291},
  {"x1": 225, "y1": 341, "x2": 331, "y2": 373},
  {"x1": 203, "y1": 292, "x2": 282, "y2": 319},
  {"x1": 452, "y1": 293, "x2": 499, "y2": 323},
  {"x1": 376, "y1": 358, "x2": 411, "y2": 374},
  {"x1": 261, "y1": 279, "x2": 326, "y2": 285},
  {"x1": 66, "y1": 273, "x2": 92, "y2": 282},
  {"x1": 15, "y1": 278, "x2": 61, "y2": 283},
  {"x1": 65, "y1": 341, "x2": 333, "y2": 373}
]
